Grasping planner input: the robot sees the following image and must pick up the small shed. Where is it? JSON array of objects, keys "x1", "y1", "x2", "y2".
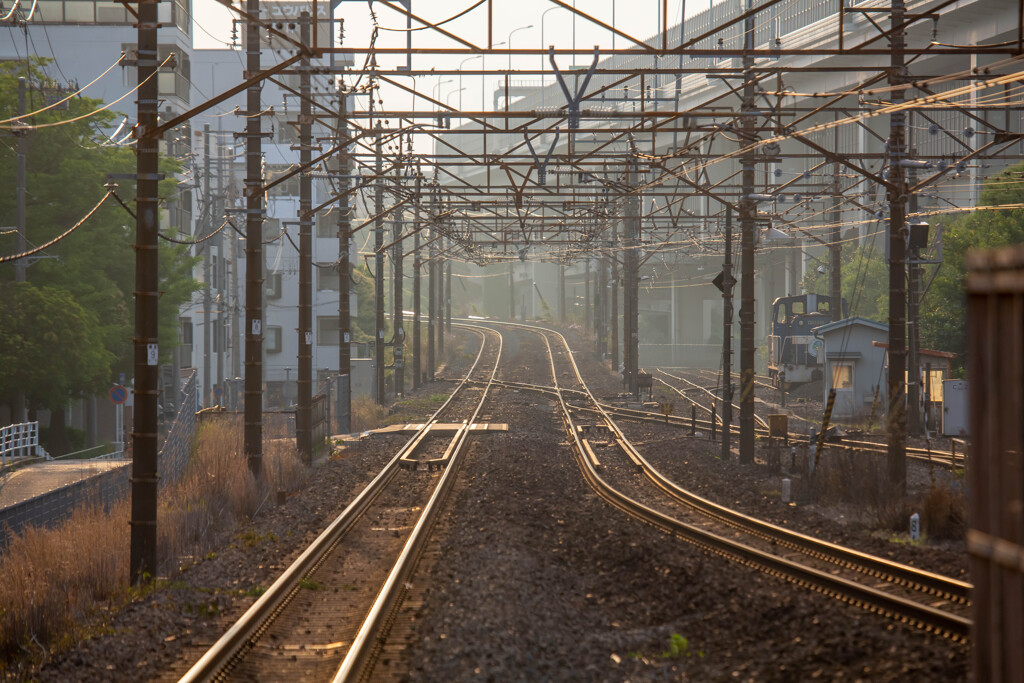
[
  {"x1": 812, "y1": 317, "x2": 889, "y2": 420},
  {"x1": 871, "y1": 341, "x2": 956, "y2": 432}
]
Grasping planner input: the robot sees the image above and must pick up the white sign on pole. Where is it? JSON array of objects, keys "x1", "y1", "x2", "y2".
[
  {"x1": 147, "y1": 343, "x2": 159, "y2": 366},
  {"x1": 251, "y1": 319, "x2": 262, "y2": 335}
]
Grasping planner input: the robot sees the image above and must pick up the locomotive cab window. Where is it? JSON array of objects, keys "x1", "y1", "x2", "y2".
[{"x1": 818, "y1": 300, "x2": 831, "y2": 313}]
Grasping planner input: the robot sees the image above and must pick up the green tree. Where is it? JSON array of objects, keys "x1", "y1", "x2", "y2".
[
  {"x1": 920, "y1": 164, "x2": 1024, "y2": 372},
  {"x1": 0, "y1": 59, "x2": 199, "y2": 412},
  {"x1": 800, "y1": 244, "x2": 889, "y2": 321},
  {"x1": 0, "y1": 282, "x2": 115, "y2": 453}
]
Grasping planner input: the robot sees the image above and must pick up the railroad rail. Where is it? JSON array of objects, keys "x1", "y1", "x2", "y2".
[
  {"x1": 488, "y1": 320, "x2": 971, "y2": 641},
  {"x1": 178, "y1": 326, "x2": 502, "y2": 682}
]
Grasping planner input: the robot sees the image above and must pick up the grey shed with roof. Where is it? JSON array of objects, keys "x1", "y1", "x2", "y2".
[{"x1": 812, "y1": 317, "x2": 889, "y2": 420}]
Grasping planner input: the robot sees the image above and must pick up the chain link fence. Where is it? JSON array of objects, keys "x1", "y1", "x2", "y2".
[{"x1": 0, "y1": 371, "x2": 198, "y2": 545}]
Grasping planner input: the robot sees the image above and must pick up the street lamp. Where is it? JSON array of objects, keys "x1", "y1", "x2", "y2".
[
  {"x1": 482, "y1": 40, "x2": 505, "y2": 111},
  {"x1": 458, "y1": 54, "x2": 482, "y2": 118},
  {"x1": 508, "y1": 24, "x2": 533, "y2": 72},
  {"x1": 446, "y1": 87, "x2": 466, "y2": 110},
  {"x1": 431, "y1": 77, "x2": 453, "y2": 104}
]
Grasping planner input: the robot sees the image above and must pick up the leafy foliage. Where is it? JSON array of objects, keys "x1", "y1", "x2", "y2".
[
  {"x1": 0, "y1": 58, "x2": 199, "y2": 411},
  {"x1": 800, "y1": 244, "x2": 889, "y2": 321}
]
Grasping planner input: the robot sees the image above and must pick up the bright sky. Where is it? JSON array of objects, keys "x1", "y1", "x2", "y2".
[{"x1": 192, "y1": 0, "x2": 711, "y2": 117}]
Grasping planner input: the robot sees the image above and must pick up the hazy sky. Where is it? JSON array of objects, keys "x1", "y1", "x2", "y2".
[{"x1": 191, "y1": 0, "x2": 709, "y2": 115}]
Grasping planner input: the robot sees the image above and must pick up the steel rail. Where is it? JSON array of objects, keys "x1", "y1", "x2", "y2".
[
  {"x1": 481, "y1": 320, "x2": 971, "y2": 639},
  {"x1": 177, "y1": 326, "x2": 499, "y2": 682},
  {"x1": 331, "y1": 326, "x2": 503, "y2": 682}
]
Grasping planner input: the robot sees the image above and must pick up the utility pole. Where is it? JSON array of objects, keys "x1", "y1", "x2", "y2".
[
  {"x1": 508, "y1": 260, "x2": 515, "y2": 320},
  {"x1": 445, "y1": 256, "x2": 452, "y2": 333},
  {"x1": 887, "y1": 0, "x2": 908, "y2": 495},
  {"x1": 438, "y1": 238, "x2": 446, "y2": 357},
  {"x1": 202, "y1": 125, "x2": 213, "y2": 407},
  {"x1": 624, "y1": 160, "x2": 640, "y2": 395},
  {"x1": 906, "y1": 140, "x2": 922, "y2": 436},
  {"x1": 215, "y1": 144, "x2": 226, "y2": 399},
  {"x1": 427, "y1": 211, "x2": 436, "y2": 379},
  {"x1": 558, "y1": 264, "x2": 566, "y2": 322},
  {"x1": 610, "y1": 223, "x2": 619, "y2": 372},
  {"x1": 738, "y1": 0, "x2": 758, "y2": 465},
  {"x1": 412, "y1": 175, "x2": 422, "y2": 389},
  {"x1": 130, "y1": 0, "x2": 161, "y2": 583},
  {"x1": 335, "y1": 84, "x2": 352, "y2": 433},
  {"x1": 13, "y1": 76, "x2": 28, "y2": 423},
  {"x1": 392, "y1": 209, "x2": 405, "y2": 396},
  {"x1": 243, "y1": 0, "x2": 264, "y2": 479},
  {"x1": 721, "y1": 207, "x2": 735, "y2": 462},
  {"x1": 585, "y1": 257, "x2": 592, "y2": 330},
  {"x1": 296, "y1": 11, "x2": 313, "y2": 463},
  {"x1": 14, "y1": 77, "x2": 27, "y2": 284},
  {"x1": 830, "y1": 126, "x2": 842, "y2": 323},
  {"x1": 374, "y1": 125, "x2": 386, "y2": 404}
]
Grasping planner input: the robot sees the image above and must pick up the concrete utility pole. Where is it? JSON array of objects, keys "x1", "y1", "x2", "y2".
[
  {"x1": 558, "y1": 264, "x2": 566, "y2": 322},
  {"x1": 335, "y1": 85, "x2": 352, "y2": 433},
  {"x1": 623, "y1": 160, "x2": 640, "y2": 395},
  {"x1": 438, "y1": 238, "x2": 446, "y2": 357},
  {"x1": 296, "y1": 11, "x2": 313, "y2": 463},
  {"x1": 215, "y1": 145, "x2": 226, "y2": 398},
  {"x1": 427, "y1": 209, "x2": 436, "y2": 379},
  {"x1": 14, "y1": 77, "x2": 27, "y2": 284},
  {"x1": 412, "y1": 175, "x2": 422, "y2": 389},
  {"x1": 830, "y1": 126, "x2": 843, "y2": 323},
  {"x1": 130, "y1": 0, "x2": 161, "y2": 583},
  {"x1": 508, "y1": 260, "x2": 515, "y2": 320},
  {"x1": 203, "y1": 125, "x2": 213, "y2": 407},
  {"x1": 13, "y1": 76, "x2": 28, "y2": 423},
  {"x1": 244, "y1": 0, "x2": 264, "y2": 479},
  {"x1": 721, "y1": 207, "x2": 735, "y2": 462},
  {"x1": 445, "y1": 258, "x2": 452, "y2": 333},
  {"x1": 610, "y1": 222, "x2": 619, "y2": 372},
  {"x1": 887, "y1": 0, "x2": 909, "y2": 495},
  {"x1": 374, "y1": 125, "x2": 386, "y2": 404},
  {"x1": 738, "y1": 0, "x2": 757, "y2": 465},
  {"x1": 392, "y1": 209, "x2": 405, "y2": 396}
]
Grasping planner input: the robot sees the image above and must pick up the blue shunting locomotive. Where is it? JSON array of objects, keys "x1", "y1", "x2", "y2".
[{"x1": 767, "y1": 293, "x2": 848, "y2": 388}]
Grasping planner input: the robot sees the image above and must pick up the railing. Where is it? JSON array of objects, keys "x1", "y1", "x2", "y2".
[
  {"x1": 0, "y1": 370, "x2": 199, "y2": 546},
  {"x1": 0, "y1": 421, "x2": 49, "y2": 466}
]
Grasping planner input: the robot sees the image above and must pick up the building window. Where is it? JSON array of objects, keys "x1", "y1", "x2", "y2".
[
  {"x1": 317, "y1": 316, "x2": 340, "y2": 345},
  {"x1": 831, "y1": 363, "x2": 853, "y2": 390},
  {"x1": 265, "y1": 272, "x2": 282, "y2": 300},
  {"x1": 178, "y1": 317, "x2": 193, "y2": 368},
  {"x1": 316, "y1": 211, "x2": 338, "y2": 238},
  {"x1": 265, "y1": 326, "x2": 282, "y2": 354},
  {"x1": 266, "y1": 164, "x2": 301, "y2": 197},
  {"x1": 317, "y1": 264, "x2": 339, "y2": 291}
]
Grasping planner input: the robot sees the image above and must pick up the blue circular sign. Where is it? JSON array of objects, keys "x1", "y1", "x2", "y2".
[{"x1": 109, "y1": 385, "x2": 128, "y2": 404}]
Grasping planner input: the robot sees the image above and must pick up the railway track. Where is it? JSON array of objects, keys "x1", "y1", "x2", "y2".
[
  {"x1": 178, "y1": 326, "x2": 502, "y2": 682},
  {"x1": 491, "y1": 321, "x2": 971, "y2": 641},
  {"x1": 656, "y1": 367, "x2": 963, "y2": 468}
]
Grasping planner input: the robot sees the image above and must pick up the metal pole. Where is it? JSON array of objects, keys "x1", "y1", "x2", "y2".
[
  {"x1": 558, "y1": 263, "x2": 566, "y2": 322},
  {"x1": 830, "y1": 128, "x2": 842, "y2": 323},
  {"x1": 906, "y1": 138, "x2": 922, "y2": 437},
  {"x1": 130, "y1": 0, "x2": 161, "y2": 583},
  {"x1": 722, "y1": 206, "x2": 734, "y2": 462},
  {"x1": 887, "y1": 0, "x2": 908, "y2": 495},
  {"x1": 585, "y1": 256, "x2": 592, "y2": 330},
  {"x1": 230, "y1": 140, "x2": 241, "y2": 381},
  {"x1": 296, "y1": 12, "x2": 313, "y2": 462},
  {"x1": 373, "y1": 126, "x2": 386, "y2": 404},
  {"x1": 336, "y1": 85, "x2": 352, "y2": 433},
  {"x1": 216, "y1": 148, "x2": 226, "y2": 400},
  {"x1": 738, "y1": 0, "x2": 757, "y2": 465},
  {"x1": 412, "y1": 176, "x2": 422, "y2": 389},
  {"x1": 243, "y1": 0, "x2": 264, "y2": 479}
]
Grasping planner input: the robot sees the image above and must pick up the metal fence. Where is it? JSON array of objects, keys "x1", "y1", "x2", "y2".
[
  {"x1": 0, "y1": 421, "x2": 49, "y2": 466},
  {"x1": 0, "y1": 371, "x2": 199, "y2": 544},
  {"x1": 966, "y1": 245, "x2": 1024, "y2": 682}
]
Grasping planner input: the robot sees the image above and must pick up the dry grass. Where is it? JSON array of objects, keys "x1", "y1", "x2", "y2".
[
  {"x1": 920, "y1": 480, "x2": 966, "y2": 540},
  {"x1": 0, "y1": 418, "x2": 306, "y2": 666},
  {"x1": 351, "y1": 396, "x2": 390, "y2": 433}
]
